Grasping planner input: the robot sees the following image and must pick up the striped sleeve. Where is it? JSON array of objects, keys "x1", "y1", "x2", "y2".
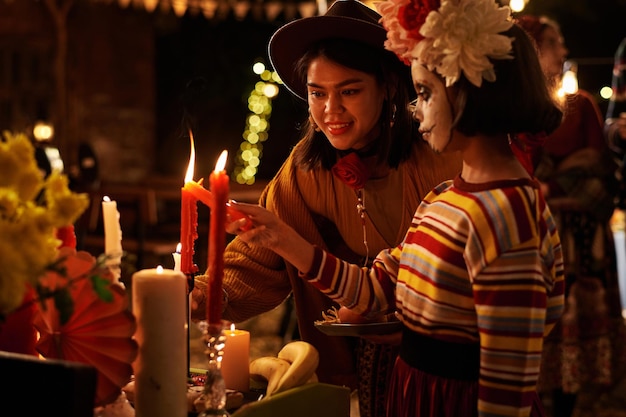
[{"x1": 300, "y1": 245, "x2": 399, "y2": 317}]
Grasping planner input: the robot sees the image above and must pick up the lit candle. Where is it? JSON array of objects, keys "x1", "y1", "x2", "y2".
[
  {"x1": 184, "y1": 179, "x2": 252, "y2": 231},
  {"x1": 221, "y1": 323, "x2": 250, "y2": 392},
  {"x1": 173, "y1": 241, "x2": 193, "y2": 373},
  {"x1": 180, "y1": 134, "x2": 199, "y2": 276},
  {"x1": 172, "y1": 242, "x2": 182, "y2": 272},
  {"x1": 102, "y1": 196, "x2": 122, "y2": 280},
  {"x1": 132, "y1": 266, "x2": 187, "y2": 417},
  {"x1": 207, "y1": 150, "x2": 229, "y2": 331}
]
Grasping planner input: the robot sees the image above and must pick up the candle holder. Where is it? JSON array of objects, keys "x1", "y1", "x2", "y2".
[
  {"x1": 197, "y1": 321, "x2": 230, "y2": 417},
  {"x1": 186, "y1": 271, "x2": 196, "y2": 379}
]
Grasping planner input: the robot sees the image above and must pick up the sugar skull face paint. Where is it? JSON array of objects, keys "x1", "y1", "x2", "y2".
[{"x1": 409, "y1": 62, "x2": 455, "y2": 153}]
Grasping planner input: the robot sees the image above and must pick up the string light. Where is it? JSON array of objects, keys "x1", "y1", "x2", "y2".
[{"x1": 234, "y1": 61, "x2": 282, "y2": 184}]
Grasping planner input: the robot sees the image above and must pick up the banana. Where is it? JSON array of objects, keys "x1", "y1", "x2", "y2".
[
  {"x1": 275, "y1": 341, "x2": 319, "y2": 393},
  {"x1": 249, "y1": 356, "x2": 292, "y2": 396}
]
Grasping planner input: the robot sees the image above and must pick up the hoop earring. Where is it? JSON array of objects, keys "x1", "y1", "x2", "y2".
[{"x1": 308, "y1": 111, "x2": 321, "y2": 132}]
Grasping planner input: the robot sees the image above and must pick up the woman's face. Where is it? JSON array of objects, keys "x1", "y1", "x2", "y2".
[
  {"x1": 306, "y1": 56, "x2": 386, "y2": 151},
  {"x1": 410, "y1": 62, "x2": 454, "y2": 153},
  {"x1": 537, "y1": 25, "x2": 568, "y2": 80}
]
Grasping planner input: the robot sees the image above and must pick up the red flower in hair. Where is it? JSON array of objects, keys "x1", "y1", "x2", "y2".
[
  {"x1": 332, "y1": 153, "x2": 370, "y2": 190},
  {"x1": 399, "y1": 0, "x2": 440, "y2": 40}
]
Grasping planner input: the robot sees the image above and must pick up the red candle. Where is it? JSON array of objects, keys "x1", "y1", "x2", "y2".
[
  {"x1": 180, "y1": 135, "x2": 199, "y2": 275},
  {"x1": 207, "y1": 150, "x2": 229, "y2": 331}
]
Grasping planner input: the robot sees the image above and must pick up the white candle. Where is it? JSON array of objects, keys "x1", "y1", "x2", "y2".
[
  {"x1": 173, "y1": 242, "x2": 193, "y2": 328},
  {"x1": 221, "y1": 323, "x2": 250, "y2": 392},
  {"x1": 132, "y1": 266, "x2": 187, "y2": 417},
  {"x1": 102, "y1": 196, "x2": 123, "y2": 280},
  {"x1": 173, "y1": 242, "x2": 182, "y2": 272}
]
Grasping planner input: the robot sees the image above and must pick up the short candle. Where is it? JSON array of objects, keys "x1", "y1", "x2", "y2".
[{"x1": 221, "y1": 323, "x2": 250, "y2": 392}]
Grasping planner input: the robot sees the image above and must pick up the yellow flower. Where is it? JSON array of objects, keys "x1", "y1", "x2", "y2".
[
  {"x1": 45, "y1": 172, "x2": 89, "y2": 227},
  {"x1": 0, "y1": 131, "x2": 43, "y2": 201},
  {"x1": 0, "y1": 132, "x2": 89, "y2": 317}
]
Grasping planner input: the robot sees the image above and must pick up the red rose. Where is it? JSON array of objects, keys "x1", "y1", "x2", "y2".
[
  {"x1": 331, "y1": 153, "x2": 370, "y2": 190},
  {"x1": 399, "y1": 0, "x2": 440, "y2": 40}
]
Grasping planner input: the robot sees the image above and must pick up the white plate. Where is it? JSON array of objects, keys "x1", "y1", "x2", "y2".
[{"x1": 314, "y1": 320, "x2": 402, "y2": 336}]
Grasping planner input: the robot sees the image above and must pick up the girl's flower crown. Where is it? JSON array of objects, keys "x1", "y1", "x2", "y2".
[{"x1": 376, "y1": 0, "x2": 514, "y2": 87}]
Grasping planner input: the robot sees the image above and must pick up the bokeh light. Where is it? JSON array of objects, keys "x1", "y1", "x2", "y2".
[{"x1": 234, "y1": 61, "x2": 282, "y2": 184}]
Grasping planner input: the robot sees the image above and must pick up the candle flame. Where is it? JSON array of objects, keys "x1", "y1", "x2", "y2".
[
  {"x1": 176, "y1": 242, "x2": 182, "y2": 253},
  {"x1": 230, "y1": 323, "x2": 236, "y2": 331},
  {"x1": 156, "y1": 265, "x2": 164, "y2": 274},
  {"x1": 184, "y1": 131, "x2": 196, "y2": 184},
  {"x1": 214, "y1": 150, "x2": 228, "y2": 172},
  {"x1": 103, "y1": 195, "x2": 111, "y2": 202}
]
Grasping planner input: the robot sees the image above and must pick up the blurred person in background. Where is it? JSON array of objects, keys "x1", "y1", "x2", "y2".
[{"x1": 517, "y1": 15, "x2": 626, "y2": 417}]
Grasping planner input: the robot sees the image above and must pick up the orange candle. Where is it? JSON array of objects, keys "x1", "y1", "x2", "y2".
[
  {"x1": 184, "y1": 179, "x2": 252, "y2": 231},
  {"x1": 180, "y1": 135, "x2": 199, "y2": 275},
  {"x1": 221, "y1": 323, "x2": 250, "y2": 392},
  {"x1": 207, "y1": 150, "x2": 229, "y2": 331}
]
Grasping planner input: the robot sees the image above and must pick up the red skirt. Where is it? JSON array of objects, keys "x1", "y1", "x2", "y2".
[
  {"x1": 387, "y1": 358, "x2": 546, "y2": 417},
  {"x1": 387, "y1": 329, "x2": 546, "y2": 417}
]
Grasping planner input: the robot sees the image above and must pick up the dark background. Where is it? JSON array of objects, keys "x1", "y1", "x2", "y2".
[{"x1": 152, "y1": 0, "x2": 626, "y2": 180}]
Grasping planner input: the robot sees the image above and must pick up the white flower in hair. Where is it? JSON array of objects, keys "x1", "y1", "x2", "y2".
[{"x1": 377, "y1": 0, "x2": 514, "y2": 87}]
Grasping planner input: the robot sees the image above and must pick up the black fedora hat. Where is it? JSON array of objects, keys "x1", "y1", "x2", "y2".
[{"x1": 268, "y1": 0, "x2": 387, "y2": 101}]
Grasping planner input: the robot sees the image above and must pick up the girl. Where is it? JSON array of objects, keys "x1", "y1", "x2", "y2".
[{"x1": 227, "y1": 1, "x2": 565, "y2": 416}]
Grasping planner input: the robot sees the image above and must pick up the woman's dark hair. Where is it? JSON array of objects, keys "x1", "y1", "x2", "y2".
[
  {"x1": 291, "y1": 38, "x2": 415, "y2": 171},
  {"x1": 452, "y1": 23, "x2": 563, "y2": 137}
]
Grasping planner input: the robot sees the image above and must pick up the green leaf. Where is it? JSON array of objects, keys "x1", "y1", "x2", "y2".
[{"x1": 90, "y1": 274, "x2": 114, "y2": 303}]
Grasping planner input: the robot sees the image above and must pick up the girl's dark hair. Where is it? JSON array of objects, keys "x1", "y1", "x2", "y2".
[
  {"x1": 291, "y1": 38, "x2": 415, "y2": 171},
  {"x1": 452, "y1": 23, "x2": 563, "y2": 137}
]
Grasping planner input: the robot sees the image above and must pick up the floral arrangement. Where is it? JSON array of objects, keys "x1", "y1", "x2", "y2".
[
  {"x1": 0, "y1": 131, "x2": 93, "y2": 320},
  {"x1": 376, "y1": 0, "x2": 514, "y2": 87}
]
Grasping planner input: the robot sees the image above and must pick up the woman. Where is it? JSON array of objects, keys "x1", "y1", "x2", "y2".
[
  {"x1": 517, "y1": 15, "x2": 626, "y2": 417},
  {"x1": 225, "y1": 1, "x2": 565, "y2": 416},
  {"x1": 191, "y1": 1, "x2": 461, "y2": 416}
]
